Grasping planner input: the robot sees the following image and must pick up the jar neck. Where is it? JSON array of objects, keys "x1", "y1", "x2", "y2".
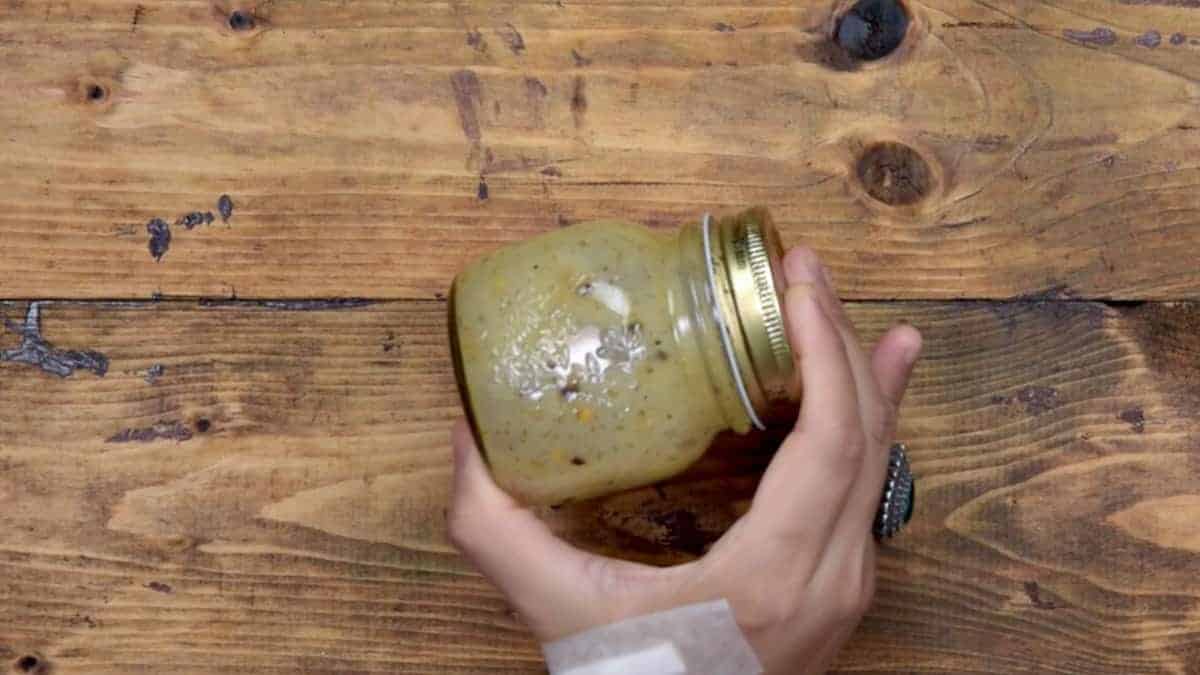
[{"x1": 673, "y1": 218, "x2": 768, "y2": 433}]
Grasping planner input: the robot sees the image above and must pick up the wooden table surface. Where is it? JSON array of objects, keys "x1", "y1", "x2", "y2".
[{"x1": 2, "y1": 0, "x2": 1199, "y2": 673}]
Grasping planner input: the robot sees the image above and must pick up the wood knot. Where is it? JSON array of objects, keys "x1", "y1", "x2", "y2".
[
  {"x1": 13, "y1": 654, "x2": 44, "y2": 674},
  {"x1": 72, "y1": 77, "x2": 115, "y2": 109},
  {"x1": 836, "y1": 0, "x2": 909, "y2": 61},
  {"x1": 228, "y1": 9, "x2": 255, "y2": 31},
  {"x1": 856, "y1": 142, "x2": 932, "y2": 206}
]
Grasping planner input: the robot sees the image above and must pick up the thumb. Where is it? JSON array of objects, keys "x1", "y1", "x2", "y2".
[{"x1": 448, "y1": 420, "x2": 638, "y2": 638}]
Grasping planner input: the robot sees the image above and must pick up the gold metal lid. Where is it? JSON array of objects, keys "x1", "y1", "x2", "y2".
[{"x1": 710, "y1": 208, "x2": 799, "y2": 414}]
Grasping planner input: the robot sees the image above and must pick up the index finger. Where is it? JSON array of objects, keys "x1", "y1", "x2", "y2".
[{"x1": 746, "y1": 252, "x2": 867, "y2": 545}]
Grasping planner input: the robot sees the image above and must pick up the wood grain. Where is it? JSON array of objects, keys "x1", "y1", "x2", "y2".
[
  {"x1": 3, "y1": 0, "x2": 1199, "y2": 672},
  {"x1": 0, "y1": 299, "x2": 1197, "y2": 673},
  {"x1": 2, "y1": 0, "x2": 1199, "y2": 300}
]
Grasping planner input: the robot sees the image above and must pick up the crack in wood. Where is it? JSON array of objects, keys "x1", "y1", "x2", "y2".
[{"x1": 197, "y1": 298, "x2": 376, "y2": 310}]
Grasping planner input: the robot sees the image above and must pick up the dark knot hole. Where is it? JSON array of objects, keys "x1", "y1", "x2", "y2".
[
  {"x1": 86, "y1": 84, "x2": 106, "y2": 102},
  {"x1": 15, "y1": 655, "x2": 41, "y2": 673},
  {"x1": 228, "y1": 10, "x2": 255, "y2": 31},
  {"x1": 835, "y1": 0, "x2": 910, "y2": 61}
]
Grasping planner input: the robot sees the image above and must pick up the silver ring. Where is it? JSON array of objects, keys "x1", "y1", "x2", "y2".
[{"x1": 874, "y1": 443, "x2": 914, "y2": 540}]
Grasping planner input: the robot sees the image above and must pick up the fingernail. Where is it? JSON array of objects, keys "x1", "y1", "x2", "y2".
[
  {"x1": 783, "y1": 249, "x2": 823, "y2": 286},
  {"x1": 899, "y1": 327, "x2": 923, "y2": 365}
]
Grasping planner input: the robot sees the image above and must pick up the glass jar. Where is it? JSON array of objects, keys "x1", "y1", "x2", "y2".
[{"x1": 449, "y1": 208, "x2": 800, "y2": 505}]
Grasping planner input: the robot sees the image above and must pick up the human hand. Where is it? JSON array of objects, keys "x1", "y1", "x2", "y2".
[{"x1": 448, "y1": 247, "x2": 923, "y2": 674}]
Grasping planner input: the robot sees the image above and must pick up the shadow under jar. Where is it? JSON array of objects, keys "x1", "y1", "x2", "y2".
[{"x1": 449, "y1": 208, "x2": 801, "y2": 505}]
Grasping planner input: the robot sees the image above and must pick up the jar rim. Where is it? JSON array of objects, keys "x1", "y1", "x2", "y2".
[
  {"x1": 705, "y1": 209, "x2": 798, "y2": 423},
  {"x1": 702, "y1": 213, "x2": 767, "y2": 431}
]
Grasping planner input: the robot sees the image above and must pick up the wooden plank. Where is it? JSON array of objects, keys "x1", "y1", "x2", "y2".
[
  {"x1": 2, "y1": 1, "x2": 1199, "y2": 300},
  {"x1": 0, "y1": 299, "x2": 1197, "y2": 673}
]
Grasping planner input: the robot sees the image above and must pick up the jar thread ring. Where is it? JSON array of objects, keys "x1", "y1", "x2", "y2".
[{"x1": 702, "y1": 213, "x2": 767, "y2": 431}]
